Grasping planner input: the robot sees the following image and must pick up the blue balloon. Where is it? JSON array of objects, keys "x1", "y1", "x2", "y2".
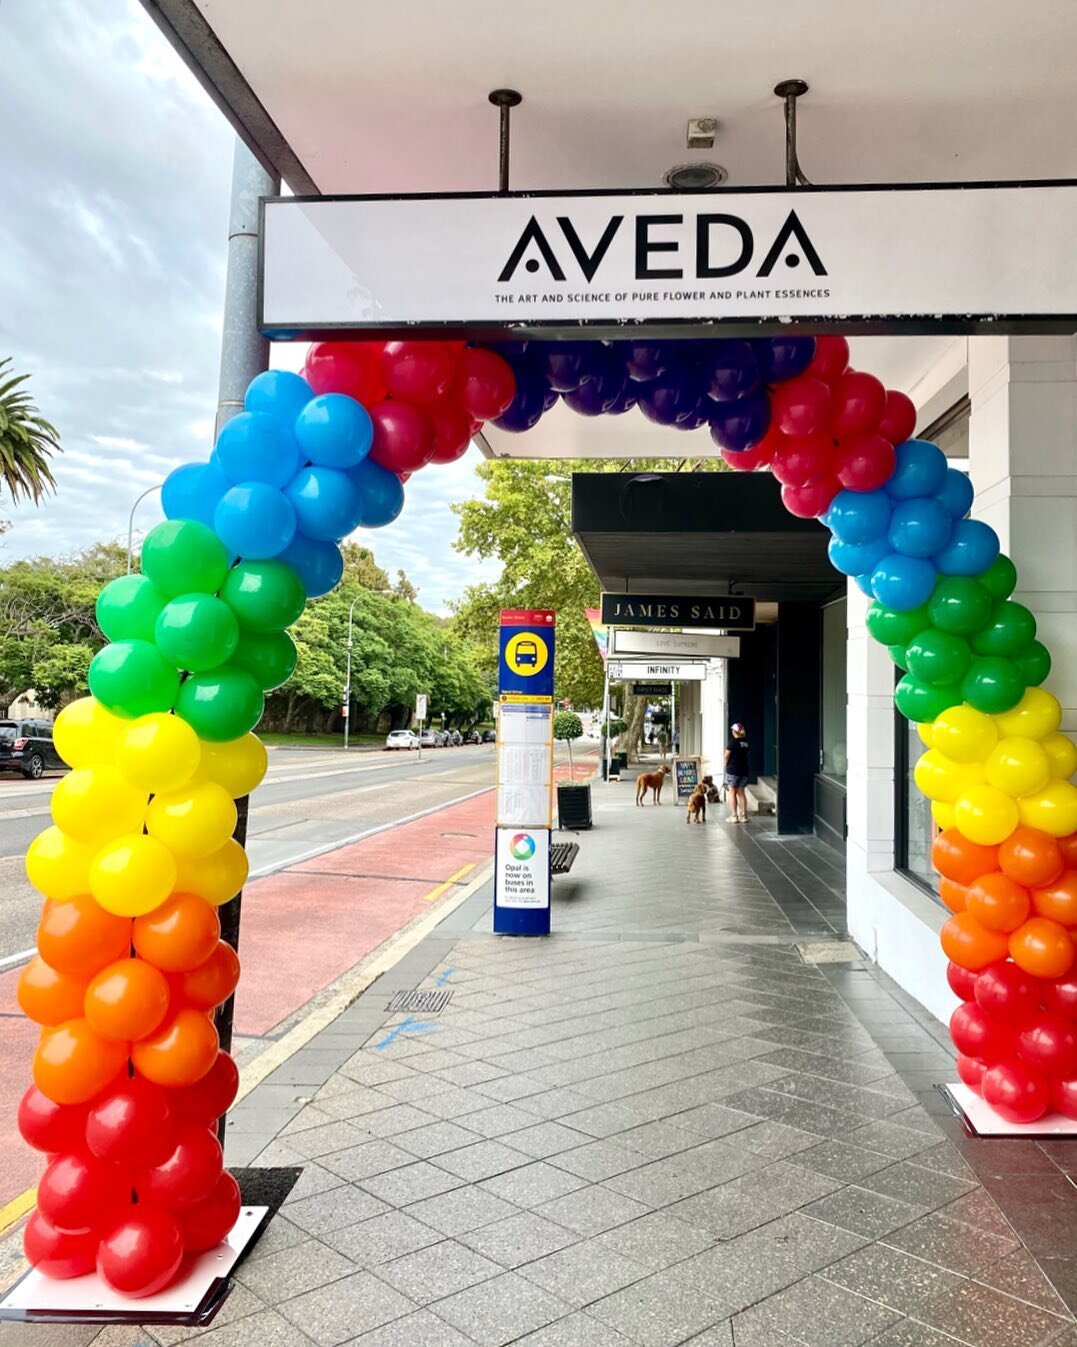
[
  {"x1": 854, "y1": 573, "x2": 875, "y2": 598},
  {"x1": 161, "y1": 461, "x2": 230, "y2": 529},
  {"x1": 753, "y1": 337, "x2": 816, "y2": 383},
  {"x1": 826, "y1": 489, "x2": 891, "y2": 545},
  {"x1": 886, "y1": 439, "x2": 948, "y2": 501},
  {"x1": 278, "y1": 534, "x2": 344, "y2": 598},
  {"x1": 294, "y1": 394, "x2": 373, "y2": 469},
  {"x1": 214, "y1": 483, "x2": 297, "y2": 560},
  {"x1": 708, "y1": 391, "x2": 771, "y2": 452},
  {"x1": 870, "y1": 553, "x2": 937, "y2": 611},
  {"x1": 216, "y1": 411, "x2": 302, "y2": 488},
  {"x1": 934, "y1": 518, "x2": 1000, "y2": 576},
  {"x1": 244, "y1": 370, "x2": 313, "y2": 426},
  {"x1": 828, "y1": 535, "x2": 890, "y2": 578},
  {"x1": 887, "y1": 497, "x2": 953, "y2": 559},
  {"x1": 700, "y1": 341, "x2": 761, "y2": 403},
  {"x1": 286, "y1": 465, "x2": 364, "y2": 542},
  {"x1": 348, "y1": 458, "x2": 405, "y2": 529},
  {"x1": 936, "y1": 467, "x2": 975, "y2": 519}
]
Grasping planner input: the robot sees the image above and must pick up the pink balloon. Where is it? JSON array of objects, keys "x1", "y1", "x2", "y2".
[
  {"x1": 877, "y1": 390, "x2": 917, "y2": 446},
  {"x1": 831, "y1": 370, "x2": 886, "y2": 436},
  {"x1": 368, "y1": 401, "x2": 436, "y2": 474},
  {"x1": 833, "y1": 433, "x2": 896, "y2": 491},
  {"x1": 781, "y1": 477, "x2": 841, "y2": 519},
  {"x1": 381, "y1": 342, "x2": 458, "y2": 405},
  {"x1": 771, "y1": 375, "x2": 832, "y2": 438},
  {"x1": 982, "y1": 1059, "x2": 1051, "y2": 1123}
]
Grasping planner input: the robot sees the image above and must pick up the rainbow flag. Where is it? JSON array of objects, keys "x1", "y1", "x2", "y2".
[{"x1": 585, "y1": 607, "x2": 609, "y2": 662}]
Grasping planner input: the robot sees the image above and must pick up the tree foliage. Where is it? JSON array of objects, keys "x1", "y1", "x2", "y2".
[
  {"x1": 552, "y1": 711, "x2": 583, "y2": 743},
  {"x1": 0, "y1": 359, "x2": 61, "y2": 504}
]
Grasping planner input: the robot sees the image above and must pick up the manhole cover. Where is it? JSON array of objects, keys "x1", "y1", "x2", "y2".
[
  {"x1": 796, "y1": 941, "x2": 861, "y2": 965},
  {"x1": 386, "y1": 989, "x2": 454, "y2": 1014}
]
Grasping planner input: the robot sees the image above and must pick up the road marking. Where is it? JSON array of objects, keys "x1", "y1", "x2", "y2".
[
  {"x1": 375, "y1": 1015, "x2": 438, "y2": 1049},
  {"x1": 424, "y1": 864, "x2": 475, "y2": 903},
  {"x1": 0, "y1": 1187, "x2": 36, "y2": 1237},
  {"x1": 435, "y1": 967, "x2": 455, "y2": 987}
]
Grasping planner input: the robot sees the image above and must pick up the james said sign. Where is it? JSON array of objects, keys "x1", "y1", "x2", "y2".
[
  {"x1": 600, "y1": 593, "x2": 755, "y2": 630},
  {"x1": 260, "y1": 184, "x2": 1077, "y2": 339}
]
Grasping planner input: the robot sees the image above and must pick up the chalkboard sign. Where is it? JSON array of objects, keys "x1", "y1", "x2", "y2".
[{"x1": 673, "y1": 756, "x2": 702, "y2": 800}]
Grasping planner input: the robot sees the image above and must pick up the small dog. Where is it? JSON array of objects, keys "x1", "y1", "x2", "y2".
[
  {"x1": 686, "y1": 784, "x2": 707, "y2": 824},
  {"x1": 635, "y1": 764, "x2": 670, "y2": 806}
]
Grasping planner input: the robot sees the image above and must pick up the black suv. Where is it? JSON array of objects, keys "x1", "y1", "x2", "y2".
[{"x1": 0, "y1": 719, "x2": 65, "y2": 779}]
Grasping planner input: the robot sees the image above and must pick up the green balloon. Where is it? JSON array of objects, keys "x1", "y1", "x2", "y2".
[
  {"x1": 229, "y1": 629, "x2": 298, "y2": 691},
  {"x1": 927, "y1": 577, "x2": 993, "y2": 636},
  {"x1": 174, "y1": 666, "x2": 264, "y2": 742},
  {"x1": 866, "y1": 602, "x2": 930, "y2": 647},
  {"x1": 894, "y1": 674, "x2": 963, "y2": 724},
  {"x1": 141, "y1": 520, "x2": 230, "y2": 599},
  {"x1": 888, "y1": 643, "x2": 909, "y2": 672},
  {"x1": 88, "y1": 640, "x2": 181, "y2": 718},
  {"x1": 961, "y1": 656, "x2": 1025, "y2": 715},
  {"x1": 970, "y1": 600, "x2": 1036, "y2": 657},
  {"x1": 980, "y1": 553, "x2": 1018, "y2": 601},
  {"x1": 1015, "y1": 640, "x2": 1052, "y2": 687},
  {"x1": 221, "y1": 561, "x2": 305, "y2": 634},
  {"x1": 905, "y1": 627, "x2": 971, "y2": 687},
  {"x1": 96, "y1": 575, "x2": 167, "y2": 643},
  {"x1": 155, "y1": 594, "x2": 240, "y2": 674}
]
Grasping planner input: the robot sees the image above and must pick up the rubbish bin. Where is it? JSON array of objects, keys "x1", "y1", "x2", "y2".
[{"x1": 557, "y1": 783, "x2": 592, "y2": 830}]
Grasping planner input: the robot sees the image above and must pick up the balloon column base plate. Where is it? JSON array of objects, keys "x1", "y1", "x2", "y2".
[
  {"x1": 0, "y1": 1205, "x2": 267, "y2": 1327},
  {"x1": 938, "y1": 1083, "x2": 1077, "y2": 1139}
]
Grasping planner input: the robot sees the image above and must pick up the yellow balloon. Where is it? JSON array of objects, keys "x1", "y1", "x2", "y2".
[
  {"x1": 953, "y1": 784, "x2": 1020, "y2": 846},
  {"x1": 1042, "y1": 732, "x2": 1077, "y2": 781},
  {"x1": 146, "y1": 782, "x2": 237, "y2": 858},
  {"x1": 930, "y1": 704, "x2": 997, "y2": 764},
  {"x1": 984, "y1": 736, "x2": 1052, "y2": 799},
  {"x1": 932, "y1": 802, "x2": 955, "y2": 829},
  {"x1": 914, "y1": 750, "x2": 978, "y2": 804},
  {"x1": 115, "y1": 713, "x2": 201, "y2": 793},
  {"x1": 1017, "y1": 780, "x2": 1077, "y2": 839},
  {"x1": 89, "y1": 834, "x2": 177, "y2": 917},
  {"x1": 26, "y1": 826, "x2": 93, "y2": 900},
  {"x1": 916, "y1": 722, "x2": 935, "y2": 749},
  {"x1": 52, "y1": 697, "x2": 124, "y2": 770},
  {"x1": 51, "y1": 767, "x2": 149, "y2": 845},
  {"x1": 194, "y1": 734, "x2": 268, "y2": 799},
  {"x1": 994, "y1": 687, "x2": 1062, "y2": 742},
  {"x1": 174, "y1": 838, "x2": 249, "y2": 907}
]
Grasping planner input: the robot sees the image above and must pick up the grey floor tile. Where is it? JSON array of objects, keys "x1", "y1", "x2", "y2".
[
  {"x1": 432, "y1": 1270, "x2": 572, "y2": 1347},
  {"x1": 731, "y1": 1272, "x2": 901, "y2": 1346},
  {"x1": 286, "y1": 1185, "x2": 390, "y2": 1235},
  {"x1": 728, "y1": 1119, "x2": 821, "y2": 1159},
  {"x1": 361, "y1": 1161, "x2": 464, "y2": 1206},
  {"x1": 793, "y1": 1138, "x2": 903, "y2": 1183},
  {"x1": 865, "y1": 1322, "x2": 980, "y2": 1347},
  {"x1": 280, "y1": 1119, "x2": 374, "y2": 1159},
  {"x1": 341, "y1": 1308, "x2": 475, "y2": 1345},
  {"x1": 588, "y1": 1269, "x2": 731, "y2": 1347},
  {"x1": 912, "y1": 1278, "x2": 1072, "y2": 1347},
  {"x1": 240, "y1": 1212, "x2": 309, "y2": 1264},
  {"x1": 536, "y1": 1183, "x2": 651, "y2": 1236},
  {"x1": 279, "y1": 1272, "x2": 417, "y2": 1346},
  {"x1": 510, "y1": 1310, "x2": 638, "y2": 1345},
  {"x1": 802, "y1": 1184, "x2": 928, "y2": 1239},
  {"x1": 406, "y1": 1185, "x2": 522, "y2": 1236},
  {"x1": 234, "y1": 1238, "x2": 358, "y2": 1304},
  {"x1": 859, "y1": 1160, "x2": 978, "y2": 1213},
  {"x1": 604, "y1": 1140, "x2": 760, "y2": 1207},
  {"x1": 325, "y1": 1210, "x2": 443, "y2": 1267},
  {"x1": 550, "y1": 1137, "x2": 646, "y2": 1182},
  {"x1": 393, "y1": 1120, "x2": 482, "y2": 1159},
  {"x1": 460, "y1": 1102, "x2": 543, "y2": 1137},
  {"x1": 379, "y1": 1238, "x2": 504, "y2": 1304},
  {"x1": 320, "y1": 1140, "x2": 418, "y2": 1183},
  {"x1": 847, "y1": 1119, "x2": 940, "y2": 1160},
  {"x1": 619, "y1": 1118, "x2": 716, "y2": 1159},
  {"x1": 479, "y1": 1161, "x2": 586, "y2": 1208},
  {"x1": 596, "y1": 1210, "x2": 717, "y2": 1271},
  {"x1": 671, "y1": 1160, "x2": 841, "y2": 1240},
  {"x1": 518, "y1": 1238, "x2": 650, "y2": 1308},
  {"x1": 172, "y1": 1308, "x2": 317, "y2": 1347},
  {"x1": 884, "y1": 1212, "x2": 1021, "y2": 1277},
  {"x1": 975, "y1": 1248, "x2": 1072, "y2": 1317},
  {"x1": 820, "y1": 1242, "x2": 966, "y2": 1314},
  {"x1": 433, "y1": 1138, "x2": 532, "y2": 1182},
  {"x1": 460, "y1": 1210, "x2": 580, "y2": 1268},
  {"x1": 502, "y1": 1121, "x2": 592, "y2": 1159}
]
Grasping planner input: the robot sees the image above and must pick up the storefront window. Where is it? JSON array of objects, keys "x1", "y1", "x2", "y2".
[{"x1": 820, "y1": 598, "x2": 847, "y2": 782}]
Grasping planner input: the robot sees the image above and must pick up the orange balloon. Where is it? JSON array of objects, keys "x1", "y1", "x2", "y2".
[
  {"x1": 939, "y1": 878, "x2": 969, "y2": 914},
  {"x1": 966, "y1": 873, "x2": 1031, "y2": 933},
  {"x1": 37, "y1": 895, "x2": 132, "y2": 979},
  {"x1": 998, "y1": 828, "x2": 1064, "y2": 889},
  {"x1": 176, "y1": 942, "x2": 240, "y2": 1011},
  {"x1": 131, "y1": 1009, "x2": 218, "y2": 1088},
  {"x1": 132, "y1": 894, "x2": 220, "y2": 973},
  {"x1": 84, "y1": 958, "x2": 171, "y2": 1043},
  {"x1": 17, "y1": 957, "x2": 88, "y2": 1026},
  {"x1": 1009, "y1": 916, "x2": 1075, "y2": 979},
  {"x1": 33, "y1": 1019, "x2": 128, "y2": 1106},
  {"x1": 1031, "y1": 871, "x2": 1077, "y2": 927},
  {"x1": 941, "y1": 912, "x2": 1010, "y2": 971},
  {"x1": 1060, "y1": 833, "x2": 1077, "y2": 869},
  {"x1": 932, "y1": 829, "x2": 999, "y2": 887}
]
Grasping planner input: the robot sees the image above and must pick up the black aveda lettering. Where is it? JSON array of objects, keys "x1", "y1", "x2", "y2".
[
  {"x1": 557, "y1": 216, "x2": 623, "y2": 282},
  {"x1": 635, "y1": 215, "x2": 683, "y2": 279},
  {"x1": 697, "y1": 214, "x2": 753, "y2": 277},
  {"x1": 498, "y1": 217, "x2": 567, "y2": 282}
]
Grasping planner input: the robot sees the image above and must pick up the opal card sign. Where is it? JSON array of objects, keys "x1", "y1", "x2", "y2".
[
  {"x1": 601, "y1": 594, "x2": 755, "y2": 631},
  {"x1": 495, "y1": 829, "x2": 550, "y2": 910}
]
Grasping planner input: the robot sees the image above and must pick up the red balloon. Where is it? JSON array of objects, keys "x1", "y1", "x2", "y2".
[
  {"x1": 771, "y1": 375, "x2": 832, "y2": 438},
  {"x1": 17, "y1": 1086, "x2": 86, "y2": 1154},
  {"x1": 86, "y1": 1077, "x2": 175, "y2": 1167},
  {"x1": 137, "y1": 1123, "x2": 223, "y2": 1210},
  {"x1": 721, "y1": 444, "x2": 772, "y2": 471},
  {"x1": 982, "y1": 1059, "x2": 1051, "y2": 1124},
  {"x1": 834, "y1": 433, "x2": 896, "y2": 492},
  {"x1": 974, "y1": 960, "x2": 1042, "y2": 1025},
  {"x1": 950, "y1": 1001, "x2": 1016, "y2": 1059},
  {"x1": 1043, "y1": 973, "x2": 1077, "y2": 1020},
  {"x1": 956, "y1": 1054, "x2": 987, "y2": 1093},
  {"x1": 831, "y1": 370, "x2": 886, "y2": 436},
  {"x1": 1059, "y1": 832, "x2": 1077, "y2": 869},
  {"x1": 381, "y1": 342, "x2": 457, "y2": 405},
  {"x1": 304, "y1": 342, "x2": 386, "y2": 404},
  {"x1": 169, "y1": 1052, "x2": 239, "y2": 1128},
  {"x1": 38, "y1": 1152, "x2": 128, "y2": 1235},
  {"x1": 368, "y1": 400, "x2": 436, "y2": 474},
  {"x1": 877, "y1": 390, "x2": 917, "y2": 446},
  {"x1": 178, "y1": 1171, "x2": 242, "y2": 1253},
  {"x1": 947, "y1": 961, "x2": 978, "y2": 1001},
  {"x1": 1051, "y1": 1076, "x2": 1077, "y2": 1119},
  {"x1": 425, "y1": 396, "x2": 473, "y2": 464},
  {"x1": 24, "y1": 1211, "x2": 100, "y2": 1279},
  {"x1": 781, "y1": 477, "x2": 841, "y2": 519},
  {"x1": 771, "y1": 434, "x2": 834, "y2": 488},
  {"x1": 1017, "y1": 1012, "x2": 1077, "y2": 1077},
  {"x1": 805, "y1": 335, "x2": 849, "y2": 386},
  {"x1": 97, "y1": 1206, "x2": 184, "y2": 1298},
  {"x1": 453, "y1": 349, "x2": 516, "y2": 421}
]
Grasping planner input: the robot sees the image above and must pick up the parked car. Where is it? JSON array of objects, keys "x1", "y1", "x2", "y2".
[
  {"x1": 0, "y1": 719, "x2": 65, "y2": 779},
  {"x1": 464, "y1": 729, "x2": 480, "y2": 745},
  {"x1": 419, "y1": 729, "x2": 439, "y2": 749},
  {"x1": 385, "y1": 729, "x2": 419, "y2": 750},
  {"x1": 449, "y1": 729, "x2": 463, "y2": 746},
  {"x1": 433, "y1": 729, "x2": 450, "y2": 746},
  {"x1": 482, "y1": 729, "x2": 496, "y2": 743}
]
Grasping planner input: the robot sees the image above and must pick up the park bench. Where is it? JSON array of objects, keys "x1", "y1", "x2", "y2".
[{"x1": 550, "y1": 841, "x2": 579, "y2": 875}]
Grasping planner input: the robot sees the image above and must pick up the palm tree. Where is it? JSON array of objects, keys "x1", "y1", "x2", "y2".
[{"x1": 0, "y1": 359, "x2": 60, "y2": 504}]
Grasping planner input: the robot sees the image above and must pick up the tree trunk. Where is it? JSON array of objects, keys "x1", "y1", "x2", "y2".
[{"x1": 617, "y1": 692, "x2": 648, "y2": 764}]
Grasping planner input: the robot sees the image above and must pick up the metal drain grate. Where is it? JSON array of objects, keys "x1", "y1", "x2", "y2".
[{"x1": 386, "y1": 989, "x2": 454, "y2": 1014}]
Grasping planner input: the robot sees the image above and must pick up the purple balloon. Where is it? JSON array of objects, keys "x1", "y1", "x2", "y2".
[
  {"x1": 491, "y1": 364, "x2": 548, "y2": 433},
  {"x1": 754, "y1": 337, "x2": 816, "y2": 383},
  {"x1": 637, "y1": 370, "x2": 701, "y2": 426},
  {"x1": 543, "y1": 387, "x2": 560, "y2": 411},
  {"x1": 700, "y1": 341, "x2": 762, "y2": 403},
  {"x1": 605, "y1": 383, "x2": 638, "y2": 416},
  {"x1": 482, "y1": 339, "x2": 530, "y2": 361},
  {"x1": 563, "y1": 348, "x2": 628, "y2": 417},
  {"x1": 536, "y1": 341, "x2": 595, "y2": 392},
  {"x1": 708, "y1": 391, "x2": 771, "y2": 451},
  {"x1": 673, "y1": 401, "x2": 711, "y2": 431},
  {"x1": 622, "y1": 340, "x2": 681, "y2": 383}
]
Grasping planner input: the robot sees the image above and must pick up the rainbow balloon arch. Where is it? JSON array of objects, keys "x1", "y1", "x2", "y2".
[{"x1": 15, "y1": 333, "x2": 1077, "y2": 1299}]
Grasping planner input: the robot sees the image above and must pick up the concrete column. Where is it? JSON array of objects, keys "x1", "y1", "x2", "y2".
[
  {"x1": 700, "y1": 658, "x2": 727, "y2": 779},
  {"x1": 776, "y1": 603, "x2": 821, "y2": 834}
]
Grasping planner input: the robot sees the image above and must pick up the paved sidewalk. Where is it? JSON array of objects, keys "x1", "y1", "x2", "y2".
[{"x1": 7, "y1": 768, "x2": 1077, "y2": 1347}]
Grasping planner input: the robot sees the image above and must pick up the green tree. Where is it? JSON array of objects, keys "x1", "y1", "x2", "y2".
[
  {"x1": 553, "y1": 710, "x2": 583, "y2": 772},
  {"x1": 0, "y1": 360, "x2": 61, "y2": 504}
]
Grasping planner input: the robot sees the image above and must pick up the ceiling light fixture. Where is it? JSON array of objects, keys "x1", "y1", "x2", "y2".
[{"x1": 663, "y1": 163, "x2": 728, "y2": 191}]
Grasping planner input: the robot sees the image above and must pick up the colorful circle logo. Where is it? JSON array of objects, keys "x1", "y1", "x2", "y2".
[{"x1": 510, "y1": 833, "x2": 536, "y2": 860}]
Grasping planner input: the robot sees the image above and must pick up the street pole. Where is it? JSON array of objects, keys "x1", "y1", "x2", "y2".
[
  {"x1": 126, "y1": 484, "x2": 162, "y2": 573},
  {"x1": 603, "y1": 663, "x2": 611, "y2": 784},
  {"x1": 343, "y1": 595, "x2": 359, "y2": 749},
  {"x1": 671, "y1": 681, "x2": 677, "y2": 759}
]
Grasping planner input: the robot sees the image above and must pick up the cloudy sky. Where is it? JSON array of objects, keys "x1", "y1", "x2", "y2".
[{"x1": 0, "y1": 0, "x2": 497, "y2": 612}]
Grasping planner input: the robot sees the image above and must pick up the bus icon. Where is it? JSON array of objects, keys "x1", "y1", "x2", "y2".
[{"x1": 516, "y1": 639, "x2": 539, "y2": 667}]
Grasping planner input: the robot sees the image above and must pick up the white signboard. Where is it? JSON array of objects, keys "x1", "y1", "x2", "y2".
[
  {"x1": 261, "y1": 184, "x2": 1077, "y2": 338},
  {"x1": 415, "y1": 694, "x2": 428, "y2": 722},
  {"x1": 608, "y1": 661, "x2": 708, "y2": 681},
  {"x1": 495, "y1": 828, "x2": 550, "y2": 910},
  {"x1": 611, "y1": 631, "x2": 740, "y2": 660}
]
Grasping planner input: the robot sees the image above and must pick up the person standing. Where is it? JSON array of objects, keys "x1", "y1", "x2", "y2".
[{"x1": 724, "y1": 722, "x2": 750, "y2": 823}]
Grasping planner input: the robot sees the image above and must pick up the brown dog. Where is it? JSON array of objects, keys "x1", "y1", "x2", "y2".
[
  {"x1": 686, "y1": 784, "x2": 707, "y2": 824},
  {"x1": 635, "y1": 764, "x2": 670, "y2": 805}
]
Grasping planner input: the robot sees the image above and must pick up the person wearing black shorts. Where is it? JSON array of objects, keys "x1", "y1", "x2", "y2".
[{"x1": 724, "y1": 722, "x2": 750, "y2": 823}]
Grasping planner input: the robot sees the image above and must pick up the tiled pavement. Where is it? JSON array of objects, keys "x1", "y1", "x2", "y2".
[{"x1": 9, "y1": 771, "x2": 1077, "y2": 1347}]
